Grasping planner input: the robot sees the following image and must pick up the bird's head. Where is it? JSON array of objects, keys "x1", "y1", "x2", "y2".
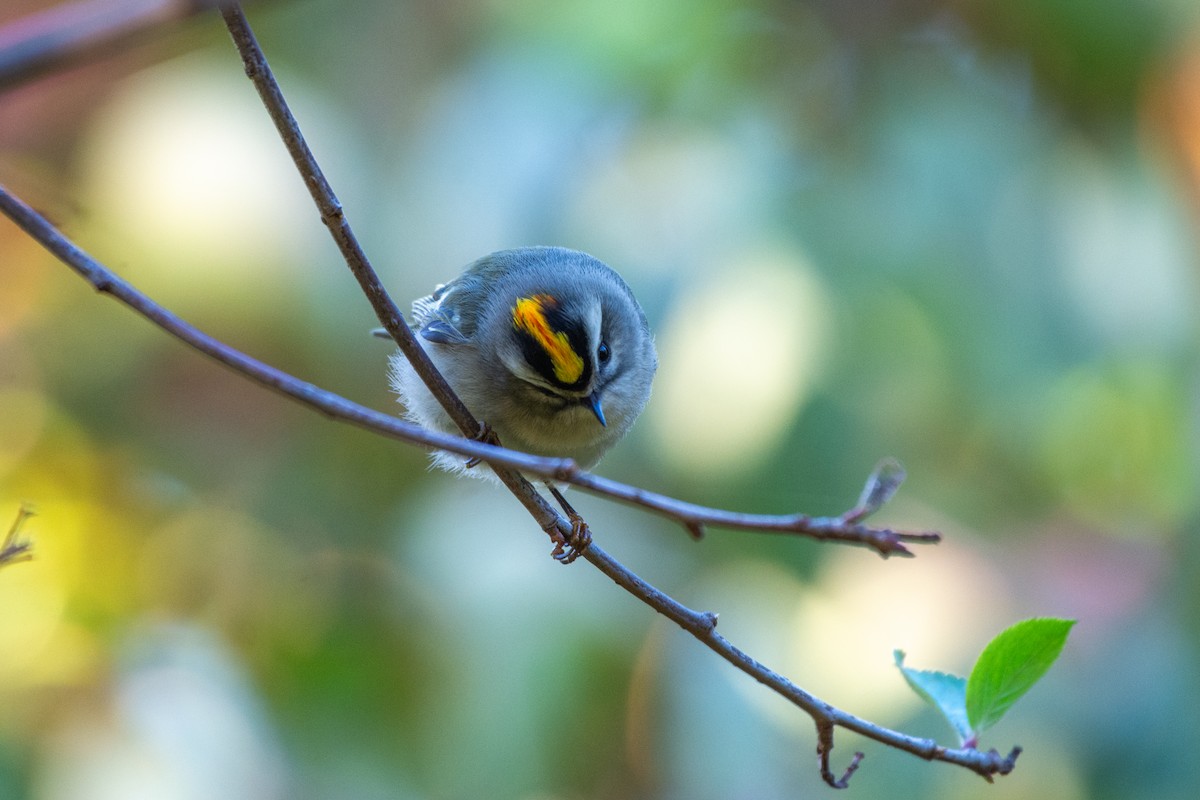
[{"x1": 505, "y1": 292, "x2": 611, "y2": 425}]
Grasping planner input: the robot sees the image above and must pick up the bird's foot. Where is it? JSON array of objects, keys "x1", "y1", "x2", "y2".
[
  {"x1": 463, "y1": 421, "x2": 501, "y2": 468},
  {"x1": 546, "y1": 484, "x2": 592, "y2": 564}
]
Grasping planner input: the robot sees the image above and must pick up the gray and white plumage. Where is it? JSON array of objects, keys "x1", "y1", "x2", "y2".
[{"x1": 389, "y1": 246, "x2": 657, "y2": 477}]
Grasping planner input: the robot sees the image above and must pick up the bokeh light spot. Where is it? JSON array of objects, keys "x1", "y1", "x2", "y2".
[
  {"x1": 647, "y1": 250, "x2": 830, "y2": 479},
  {"x1": 79, "y1": 54, "x2": 322, "y2": 307}
]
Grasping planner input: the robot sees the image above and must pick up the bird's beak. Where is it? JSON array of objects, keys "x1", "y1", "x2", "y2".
[{"x1": 585, "y1": 392, "x2": 607, "y2": 427}]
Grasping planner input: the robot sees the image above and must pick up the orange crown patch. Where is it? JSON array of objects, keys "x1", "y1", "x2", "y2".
[{"x1": 512, "y1": 294, "x2": 584, "y2": 385}]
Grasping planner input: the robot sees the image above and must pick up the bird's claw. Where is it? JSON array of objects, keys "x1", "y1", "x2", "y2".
[
  {"x1": 549, "y1": 513, "x2": 592, "y2": 564},
  {"x1": 546, "y1": 484, "x2": 592, "y2": 564},
  {"x1": 464, "y1": 421, "x2": 501, "y2": 468}
]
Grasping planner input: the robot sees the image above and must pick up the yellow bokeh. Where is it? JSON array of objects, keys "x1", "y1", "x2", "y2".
[{"x1": 647, "y1": 248, "x2": 831, "y2": 479}]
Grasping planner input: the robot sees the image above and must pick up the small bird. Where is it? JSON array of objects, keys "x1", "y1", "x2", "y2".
[{"x1": 388, "y1": 246, "x2": 657, "y2": 484}]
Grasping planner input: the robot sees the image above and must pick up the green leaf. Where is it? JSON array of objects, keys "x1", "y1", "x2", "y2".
[
  {"x1": 966, "y1": 617, "x2": 1076, "y2": 734},
  {"x1": 893, "y1": 650, "x2": 973, "y2": 745}
]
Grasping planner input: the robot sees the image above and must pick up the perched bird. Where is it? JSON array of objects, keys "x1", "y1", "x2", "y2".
[{"x1": 388, "y1": 246, "x2": 657, "y2": 482}]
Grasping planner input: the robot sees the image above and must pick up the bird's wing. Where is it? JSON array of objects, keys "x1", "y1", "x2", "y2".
[
  {"x1": 408, "y1": 282, "x2": 462, "y2": 345},
  {"x1": 411, "y1": 252, "x2": 517, "y2": 345}
]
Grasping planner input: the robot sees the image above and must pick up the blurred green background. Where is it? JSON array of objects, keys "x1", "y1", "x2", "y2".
[{"x1": 2, "y1": 0, "x2": 1199, "y2": 798}]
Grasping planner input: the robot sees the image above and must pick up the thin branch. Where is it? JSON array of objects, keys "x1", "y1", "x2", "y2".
[
  {"x1": 0, "y1": 181, "x2": 714, "y2": 637},
  {"x1": 816, "y1": 721, "x2": 863, "y2": 789},
  {"x1": 1, "y1": 182, "x2": 1021, "y2": 782},
  {"x1": 1, "y1": 504, "x2": 35, "y2": 568},
  {"x1": 214, "y1": 1, "x2": 594, "y2": 562},
  {"x1": 217, "y1": 1, "x2": 935, "y2": 560},
  {"x1": 0, "y1": 3, "x2": 1016, "y2": 786},
  {"x1": 0, "y1": 185, "x2": 529, "y2": 468},
  {"x1": 217, "y1": 4, "x2": 479, "y2": 438},
  {"x1": 213, "y1": 8, "x2": 1010, "y2": 783},
  {"x1": 0, "y1": 0, "x2": 225, "y2": 93},
  {"x1": 0, "y1": 177, "x2": 926, "y2": 562},
  {"x1": 566, "y1": 470, "x2": 939, "y2": 557}
]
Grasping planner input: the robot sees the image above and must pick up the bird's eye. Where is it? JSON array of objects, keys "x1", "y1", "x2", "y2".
[{"x1": 597, "y1": 341, "x2": 611, "y2": 363}]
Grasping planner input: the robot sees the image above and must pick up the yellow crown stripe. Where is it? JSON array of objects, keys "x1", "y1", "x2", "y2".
[{"x1": 512, "y1": 295, "x2": 584, "y2": 384}]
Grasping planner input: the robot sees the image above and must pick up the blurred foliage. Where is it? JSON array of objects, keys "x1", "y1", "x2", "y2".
[{"x1": 2, "y1": 0, "x2": 1199, "y2": 798}]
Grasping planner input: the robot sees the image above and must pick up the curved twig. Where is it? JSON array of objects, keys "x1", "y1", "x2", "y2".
[
  {"x1": 566, "y1": 470, "x2": 939, "y2": 557},
  {"x1": 1, "y1": 504, "x2": 35, "y2": 568},
  {"x1": 219, "y1": 3, "x2": 939, "y2": 559},
  {"x1": 0, "y1": 181, "x2": 719, "y2": 631},
  {"x1": 0, "y1": 3, "x2": 1021, "y2": 786},
  {"x1": 816, "y1": 721, "x2": 864, "y2": 789},
  {"x1": 0, "y1": 175, "x2": 1014, "y2": 790},
  {"x1": 0, "y1": 181, "x2": 924, "y2": 561}
]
